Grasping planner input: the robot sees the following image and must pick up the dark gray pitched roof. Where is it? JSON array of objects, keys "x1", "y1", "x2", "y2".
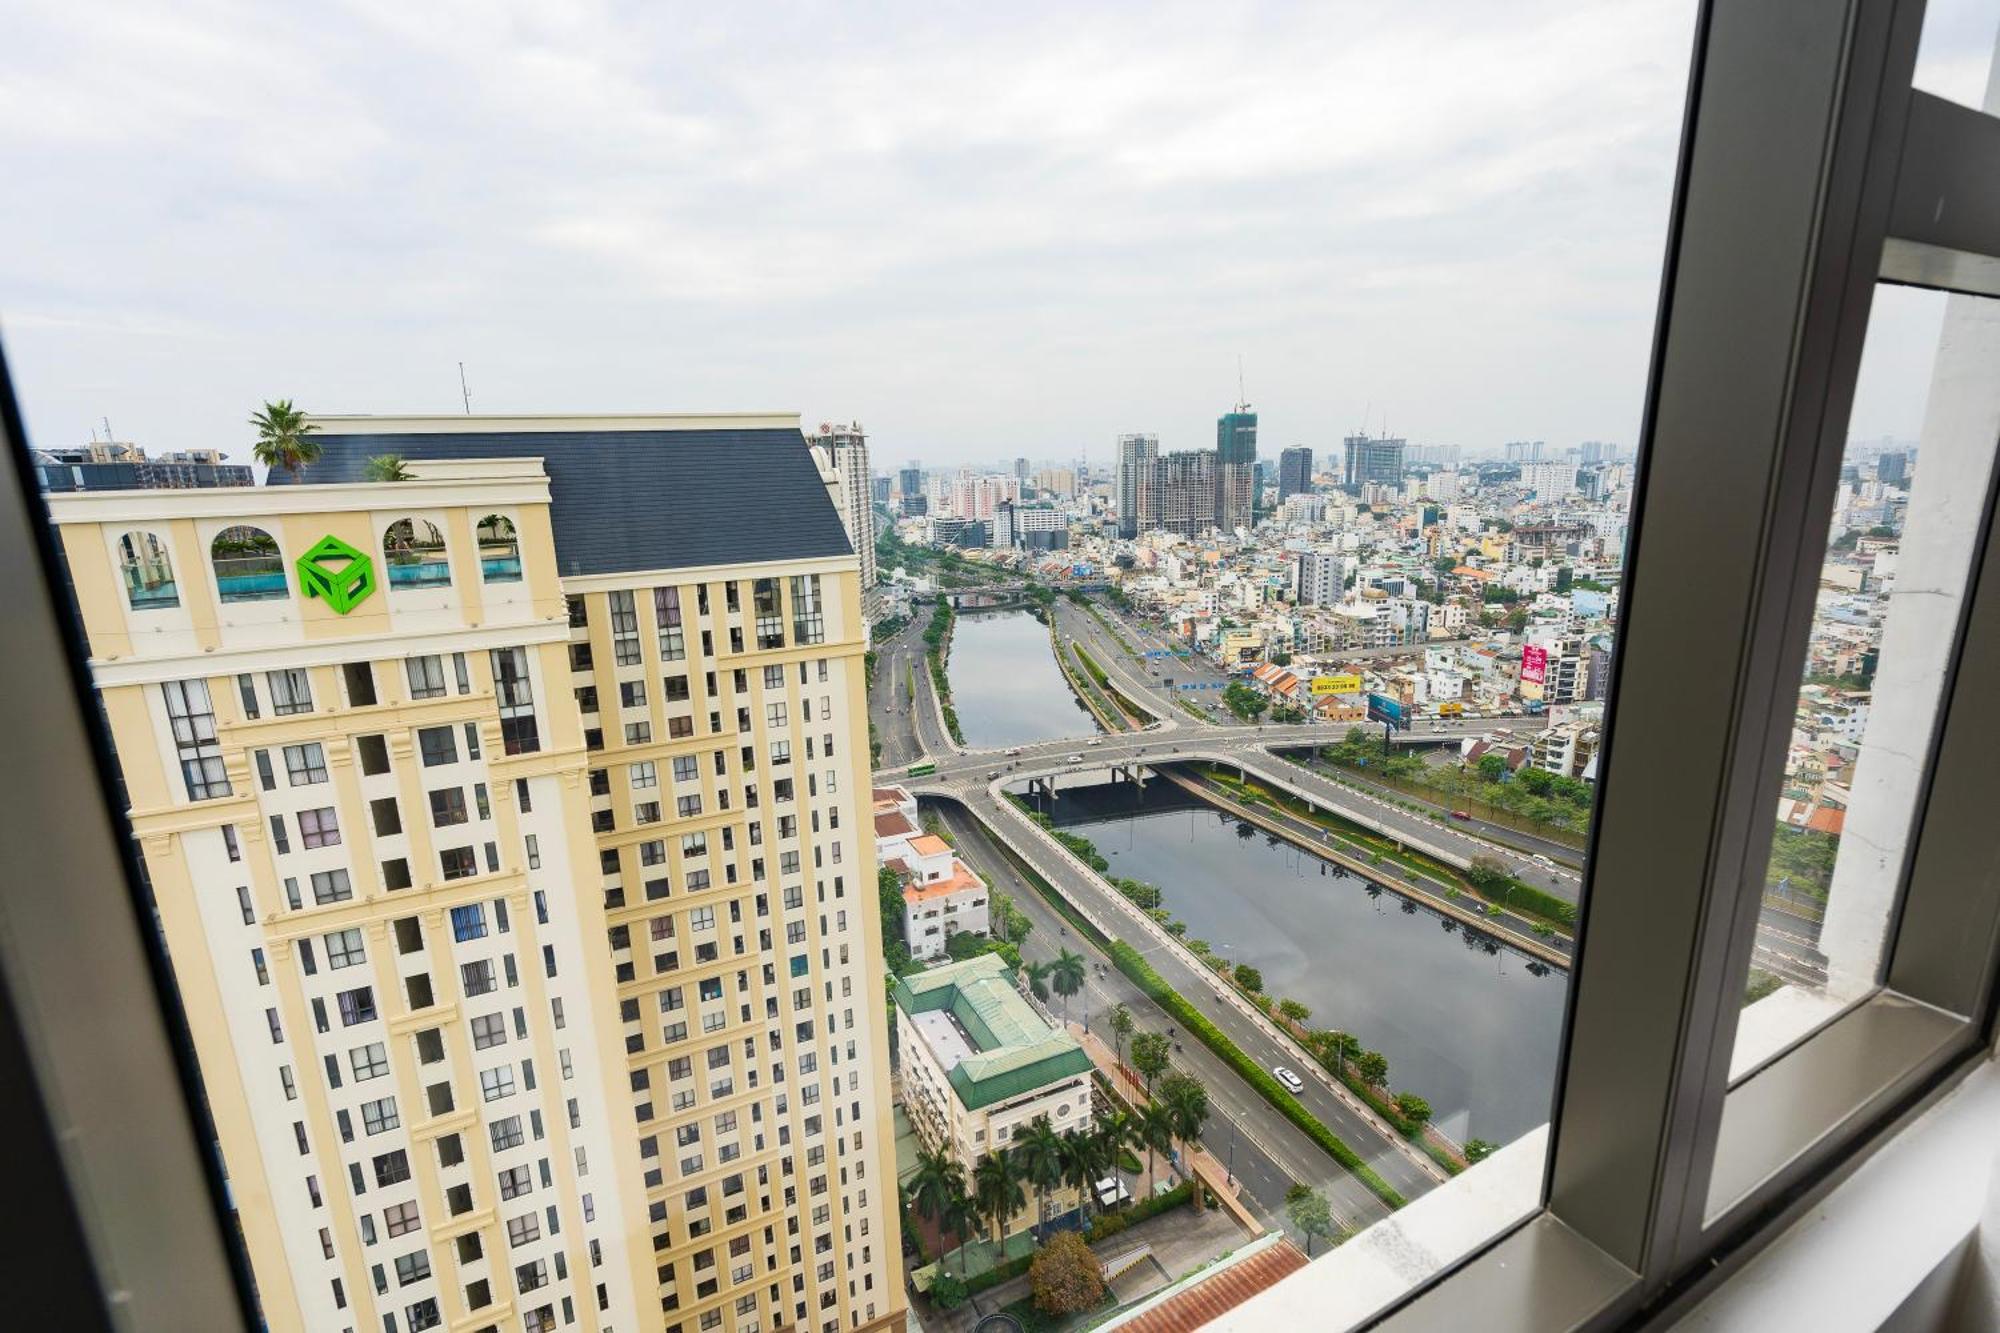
[{"x1": 274, "y1": 427, "x2": 853, "y2": 577}]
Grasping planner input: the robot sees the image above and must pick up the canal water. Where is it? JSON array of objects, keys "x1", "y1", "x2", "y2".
[
  {"x1": 1030, "y1": 780, "x2": 1567, "y2": 1146},
  {"x1": 946, "y1": 608, "x2": 1100, "y2": 750}
]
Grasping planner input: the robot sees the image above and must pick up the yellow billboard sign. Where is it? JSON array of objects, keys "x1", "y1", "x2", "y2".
[{"x1": 1311, "y1": 673, "x2": 1364, "y2": 696}]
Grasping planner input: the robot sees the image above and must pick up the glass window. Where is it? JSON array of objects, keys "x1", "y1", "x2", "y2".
[
  {"x1": 162, "y1": 679, "x2": 229, "y2": 800},
  {"x1": 267, "y1": 668, "x2": 312, "y2": 716},
  {"x1": 117, "y1": 531, "x2": 178, "y2": 609},
  {"x1": 212, "y1": 525, "x2": 287, "y2": 603},
  {"x1": 382, "y1": 518, "x2": 450, "y2": 588},
  {"x1": 405, "y1": 655, "x2": 447, "y2": 700},
  {"x1": 451, "y1": 904, "x2": 487, "y2": 942},
  {"x1": 477, "y1": 513, "x2": 521, "y2": 582},
  {"x1": 417, "y1": 726, "x2": 457, "y2": 767}
]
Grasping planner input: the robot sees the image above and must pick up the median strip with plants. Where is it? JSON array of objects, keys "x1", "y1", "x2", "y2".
[
  {"x1": 994, "y1": 799, "x2": 1410, "y2": 1209},
  {"x1": 921, "y1": 600, "x2": 965, "y2": 745}
]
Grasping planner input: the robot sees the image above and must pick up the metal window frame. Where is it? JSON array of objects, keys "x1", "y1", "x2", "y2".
[{"x1": 1379, "y1": 2, "x2": 2000, "y2": 1328}]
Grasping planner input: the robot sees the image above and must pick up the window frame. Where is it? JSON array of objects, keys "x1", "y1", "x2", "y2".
[{"x1": 1370, "y1": 4, "x2": 2000, "y2": 1329}]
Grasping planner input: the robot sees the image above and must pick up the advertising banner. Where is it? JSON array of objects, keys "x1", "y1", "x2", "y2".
[
  {"x1": 1311, "y1": 673, "x2": 1364, "y2": 696},
  {"x1": 1521, "y1": 643, "x2": 1549, "y2": 685}
]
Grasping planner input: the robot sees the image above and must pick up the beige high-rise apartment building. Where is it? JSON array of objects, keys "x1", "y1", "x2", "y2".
[{"x1": 50, "y1": 415, "x2": 904, "y2": 1333}]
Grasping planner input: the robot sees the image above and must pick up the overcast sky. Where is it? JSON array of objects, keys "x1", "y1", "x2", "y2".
[{"x1": 2, "y1": 1, "x2": 1992, "y2": 469}]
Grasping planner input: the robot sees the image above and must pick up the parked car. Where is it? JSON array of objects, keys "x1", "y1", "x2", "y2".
[
  {"x1": 1451, "y1": 810, "x2": 1472, "y2": 821},
  {"x1": 1004, "y1": 747, "x2": 1022, "y2": 756},
  {"x1": 1273, "y1": 1065, "x2": 1306, "y2": 1093},
  {"x1": 1066, "y1": 754, "x2": 1083, "y2": 764},
  {"x1": 1094, "y1": 1176, "x2": 1133, "y2": 1209}
]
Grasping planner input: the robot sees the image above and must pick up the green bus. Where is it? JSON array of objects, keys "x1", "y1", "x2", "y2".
[{"x1": 906, "y1": 761, "x2": 937, "y2": 778}]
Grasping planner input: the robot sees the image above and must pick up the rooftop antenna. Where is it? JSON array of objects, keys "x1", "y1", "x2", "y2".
[
  {"x1": 1237, "y1": 355, "x2": 1248, "y2": 411},
  {"x1": 103, "y1": 415, "x2": 115, "y2": 443},
  {"x1": 458, "y1": 362, "x2": 471, "y2": 414}
]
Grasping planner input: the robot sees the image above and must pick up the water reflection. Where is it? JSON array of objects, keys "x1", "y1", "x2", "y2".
[{"x1": 947, "y1": 609, "x2": 1098, "y2": 749}]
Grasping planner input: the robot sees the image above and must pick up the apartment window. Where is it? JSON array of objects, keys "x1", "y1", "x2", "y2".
[
  {"x1": 356, "y1": 733, "x2": 391, "y2": 775},
  {"x1": 752, "y1": 578, "x2": 784, "y2": 650},
  {"x1": 462, "y1": 960, "x2": 496, "y2": 997},
  {"x1": 282, "y1": 742, "x2": 328, "y2": 786},
  {"x1": 498, "y1": 1164, "x2": 532, "y2": 1200},
  {"x1": 298, "y1": 807, "x2": 340, "y2": 849},
  {"x1": 383, "y1": 1201, "x2": 421, "y2": 1240},
  {"x1": 440, "y1": 846, "x2": 477, "y2": 881},
  {"x1": 471, "y1": 1012, "x2": 507, "y2": 1050},
  {"x1": 267, "y1": 668, "x2": 312, "y2": 716},
  {"x1": 162, "y1": 679, "x2": 229, "y2": 800},
  {"x1": 336, "y1": 987, "x2": 377, "y2": 1026},
  {"x1": 630, "y1": 760, "x2": 657, "y2": 789},
  {"x1": 405, "y1": 655, "x2": 447, "y2": 700},
  {"x1": 350, "y1": 1042, "x2": 389, "y2": 1081},
  {"x1": 676, "y1": 795, "x2": 702, "y2": 818},
  {"x1": 342, "y1": 661, "x2": 377, "y2": 706},
  {"x1": 416, "y1": 726, "x2": 457, "y2": 767},
  {"x1": 655, "y1": 586, "x2": 685, "y2": 660},
  {"x1": 671, "y1": 755, "x2": 699, "y2": 783},
  {"x1": 506, "y1": 1214, "x2": 541, "y2": 1248},
  {"x1": 324, "y1": 928, "x2": 365, "y2": 969},
  {"x1": 608, "y1": 589, "x2": 642, "y2": 666},
  {"x1": 789, "y1": 575, "x2": 823, "y2": 645},
  {"x1": 361, "y1": 1097, "x2": 399, "y2": 1136},
  {"x1": 451, "y1": 904, "x2": 487, "y2": 942},
  {"x1": 491, "y1": 646, "x2": 541, "y2": 755},
  {"x1": 480, "y1": 1065, "x2": 516, "y2": 1101},
  {"x1": 308, "y1": 869, "x2": 352, "y2": 905}
]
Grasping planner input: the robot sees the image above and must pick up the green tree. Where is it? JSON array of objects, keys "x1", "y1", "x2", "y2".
[
  {"x1": 878, "y1": 867, "x2": 911, "y2": 974},
  {"x1": 972, "y1": 1150, "x2": 1024, "y2": 1247},
  {"x1": 1028, "y1": 1229, "x2": 1106, "y2": 1315},
  {"x1": 1464, "y1": 1139, "x2": 1498, "y2": 1164},
  {"x1": 1109, "y1": 1003, "x2": 1135, "y2": 1067},
  {"x1": 1136, "y1": 1102, "x2": 1176, "y2": 1187},
  {"x1": 942, "y1": 1187, "x2": 978, "y2": 1276},
  {"x1": 1232, "y1": 964, "x2": 1264, "y2": 994},
  {"x1": 1286, "y1": 1184, "x2": 1337, "y2": 1257},
  {"x1": 1050, "y1": 948, "x2": 1087, "y2": 1016},
  {"x1": 1129, "y1": 1031, "x2": 1171, "y2": 1092},
  {"x1": 1277, "y1": 998, "x2": 1311, "y2": 1027},
  {"x1": 1059, "y1": 1128, "x2": 1110, "y2": 1225},
  {"x1": 1023, "y1": 959, "x2": 1052, "y2": 1003},
  {"x1": 1465, "y1": 855, "x2": 1510, "y2": 895},
  {"x1": 1157, "y1": 1073, "x2": 1210, "y2": 1207},
  {"x1": 364, "y1": 453, "x2": 412, "y2": 481},
  {"x1": 249, "y1": 399, "x2": 321, "y2": 478},
  {"x1": 906, "y1": 1147, "x2": 967, "y2": 1269},
  {"x1": 1476, "y1": 752, "x2": 1510, "y2": 782},
  {"x1": 1355, "y1": 1050, "x2": 1390, "y2": 1086},
  {"x1": 1394, "y1": 1092, "x2": 1432, "y2": 1125},
  {"x1": 1094, "y1": 1109, "x2": 1135, "y2": 1174},
  {"x1": 1315, "y1": 1029, "x2": 1360, "y2": 1076},
  {"x1": 1015, "y1": 1117, "x2": 1067, "y2": 1240}
]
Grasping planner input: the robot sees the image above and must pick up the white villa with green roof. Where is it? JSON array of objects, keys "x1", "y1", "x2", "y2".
[{"x1": 893, "y1": 954, "x2": 1095, "y2": 1235}]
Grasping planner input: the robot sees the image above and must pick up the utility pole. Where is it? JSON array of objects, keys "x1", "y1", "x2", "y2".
[{"x1": 458, "y1": 362, "x2": 471, "y2": 414}]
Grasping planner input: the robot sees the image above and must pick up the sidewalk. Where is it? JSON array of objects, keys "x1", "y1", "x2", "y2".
[{"x1": 1071, "y1": 1026, "x2": 1264, "y2": 1238}]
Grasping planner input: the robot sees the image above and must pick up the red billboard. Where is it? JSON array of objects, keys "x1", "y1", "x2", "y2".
[{"x1": 1520, "y1": 643, "x2": 1549, "y2": 685}]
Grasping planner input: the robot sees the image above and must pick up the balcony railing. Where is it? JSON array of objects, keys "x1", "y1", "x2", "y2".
[
  {"x1": 213, "y1": 556, "x2": 288, "y2": 602},
  {"x1": 386, "y1": 557, "x2": 451, "y2": 588}
]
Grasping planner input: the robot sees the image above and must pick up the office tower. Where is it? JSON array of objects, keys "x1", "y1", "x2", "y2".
[
  {"x1": 1216, "y1": 406, "x2": 1258, "y2": 533},
  {"x1": 897, "y1": 465, "x2": 923, "y2": 502},
  {"x1": 1578, "y1": 440, "x2": 1609, "y2": 465},
  {"x1": 1406, "y1": 444, "x2": 1462, "y2": 467},
  {"x1": 1342, "y1": 435, "x2": 1407, "y2": 491},
  {"x1": 1521, "y1": 460, "x2": 1580, "y2": 498},
  {"x1": 1149, "y1": 450, "x2": 1217, "y2": 537},
  {"x1": 34, "y1": 440, "x2": 253, "y2": 492},
  {"x1": 1278, "y1": 446, "x2": 1314, "y2": 503},
  {"x1": 871, "y1": 475, "x2": 891, "y2": 507},
  {"x1": 1114, "y1": 433, "x2": 1158, "y2": 538},
  {"x1": 53, "y1": 415, "x2": 903, "y2": 1333},
  {"x1": 808, "y1": 422, "x2": 877, "y2": 590},
  {"x1": 1504, "y1": 440, "x2": 1547, "y2": 464},
  {"x1": 1013, "y1": 457, "x2": 1030, "y2": 481},
  {"x1": 1877, "y1": 450, "x2": 1909, "y2": 484}
]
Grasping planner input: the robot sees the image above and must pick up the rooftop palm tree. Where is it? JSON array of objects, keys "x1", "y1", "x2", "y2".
[
  {"x1": 907, "y1": 1146, "x2": 965, "y2": 1259},
  {"x1": 972, "y1": 1150, "x2": 1024, "y2": 1251},
  {"x1": 1023, "y1": 959, "x2": 1052, "y2": 1003},
  {"x1": 1015, "y1": 1117, "x2": 1067, "y2": 1242},
  {"x1": 248, "y1": 400, "x2": 321, "y2": 479},
  {"x1": 364, "y1": 452, "x2": 412, "y2": 482},
  {"x1": 1094, "y1": 1108, "x2": 1135, "y2": 1171},
  {"x1": 1050, "y1": 949, "x2": 1086, "y2": 1017}
]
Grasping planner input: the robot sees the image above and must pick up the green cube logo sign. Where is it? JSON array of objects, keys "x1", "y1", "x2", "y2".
[{"x1": 296, "y1": 535, "x2": 376, "y2": 615}]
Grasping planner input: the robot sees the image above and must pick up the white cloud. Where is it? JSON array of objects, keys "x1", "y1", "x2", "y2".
[{"x1": 1, "y1": 0, "x2": 1978, "y2": 465}]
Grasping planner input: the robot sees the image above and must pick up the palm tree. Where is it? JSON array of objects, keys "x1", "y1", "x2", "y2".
[
  {"x1": 1158, "y1": 1073, "x2": 1211, "y2": 1206},
  {"x1": 1060, "y1": 1128, "x2": 1109, "y2": 1226},
  {"x1": 1023, "y1": 959, "x2": 1052, "y2": 1003},
  {"x1": 942, "y1": 1186, "x2": 979, "y2": 1276},
  {"x1": 1050, "y1": 949, "x2": 1086, "y2": 1016},
  {"x1": 1109, "y1": 1004, "x2": 1135, "y2": 1068},
  {"x1": 248, "y1": 400, "x2": 321, "y2": 478},
  {"x1": 1015, "y1": 1117, "x2": 1067, "y2": 1241},
  {"x1": 1095, "y1": 1108, "x2": 1135, "y2": 1173},
  {"x1": 364, "y1": 453, "x2": 413, "y2": 482},
  {"x1": 907, "y1": 1146, "x2": 964, "y2": 1259},
  {"x1": 1136, "y1": 1102, "x2": 1176, "y2": 1188},
  {"x1": 972, "y1": 1150, "x2": 1024, "y2": 1250}
]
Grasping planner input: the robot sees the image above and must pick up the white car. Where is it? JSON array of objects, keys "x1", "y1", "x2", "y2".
[
  {"x1": 1087, "y1": 738, "x2": 1103, "y2": 747},
  {"x1": 1066, "y1": 754, "x2": 1084, "y2": 764},
  {"x1": 1273, "y1": 1065, "x2": 1306, "y2": 1093}
]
